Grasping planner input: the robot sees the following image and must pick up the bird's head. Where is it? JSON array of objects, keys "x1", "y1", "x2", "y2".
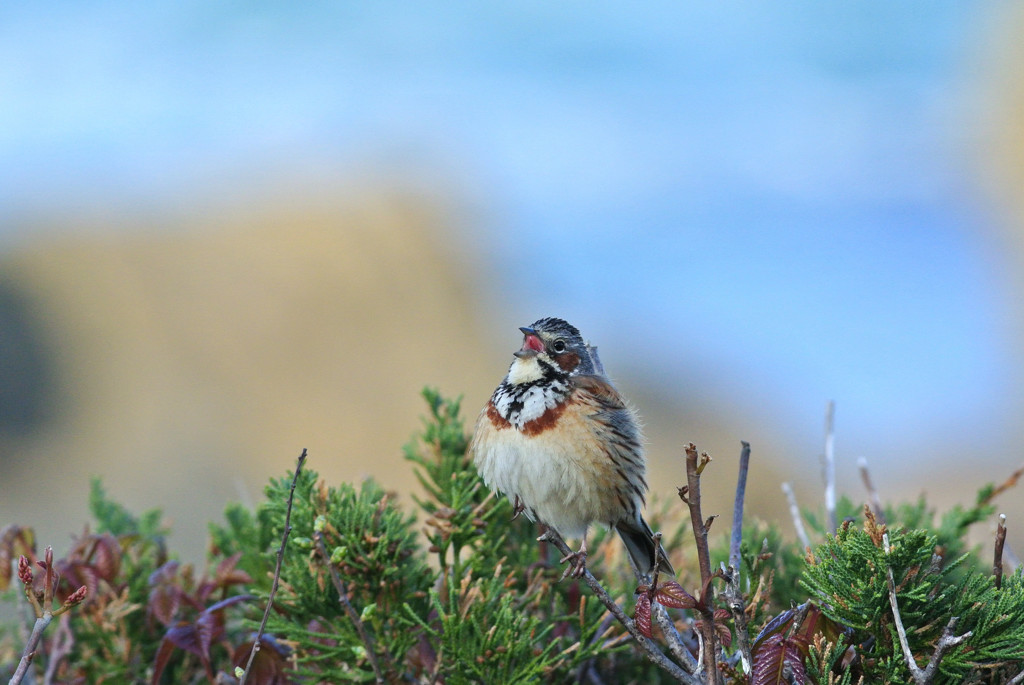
[{"x1": 511, "y1": 317, "x2": 592, "y2": 377}]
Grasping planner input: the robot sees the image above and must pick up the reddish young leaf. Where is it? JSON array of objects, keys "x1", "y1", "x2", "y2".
[
  {"x1": 655, "y1": 580, "x2": 698, "y2": 610},
  {"x1": 57, "y1": 559, "x2": 101, "y2": 605},
  {"x1": 752, "y1": 606, "x2": 798, "y2": 654},
  {"x1": 32, "y1": 558, "x2": 60, "y2": 603},
  {"x1": 752, "y1": 603, "x2": 827, "y2": 660},
  {"x1": 164, "y1": 619, "x2": 215, "y2": 660},
  {"x1": 151, "y1": 593, "x2": 253, "y2": 682},
  {"x1": 714, "y1": 620, "x2": 733, "y2": 649},
  {"x1": 634, "y1": 593, "x2": 653, "y2": 638},
  {"x1": 151, "y1": 635, "x2": 177, "y2": 685},
  {"x1": 213, "y1": 552, "x2": 253, "y2": 589},
  {"x1": 751, "y1": 634, "x2": 807, "y2": 685},
  {"x1": 232, "y1": 636, "x2": 293, "y2": 685},
  {"x1": 205, "y1": 593, "x2": 253, "y2": 614},
  {"x1": 148, "y1": 560, "x2": 181, "y2": 586},
  {"x1": 85, "y1": 533, "x2": 122, "y2": 582},
  {"x1": 147, "y1": 561, "x2": 183, "y2": 626},
  {"x1": 149, "y1": 581, "x2": 181, "y2": 626}
]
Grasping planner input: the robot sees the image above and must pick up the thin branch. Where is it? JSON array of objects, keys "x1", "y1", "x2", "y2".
[
  {"x1": 781, "y1": 483, "x2": 812, "y2": 550},
  {"x1": 1009, "y1": 668, "x2": 1024, "y2": 685},
  {"x1": 650, "y1": 603, "x2": 697, "y2": 673},
  {"x1": 537, "y1": 529, "x2": 698, "y2": 684},
  {"x1": 313, "y1": 527, "x2": 391, "y2": 683},
  {"x1": 729, "y1": 442, "x2": 751, "y2": 571},
  {"x1": 980, "y1": 463, "x2": 1024, "y2": 507},
  {"x1": 238, "y1": 449, "x2": 308, "y2": 685},
  {"x1": 883, "y1": 532, "x2": 972, "y2": 684},
  {"x1": 680, "y1": 443, "x2": 722, "y2": 685},
  {"x1": 680, "y1": 444, "x2": 714, "y2": 594},
  {"x1": 723, "y1": 441, "x2": 753, "y2": 675},
  {"x1": 10, "y1": 549, "x2": 87, "y2": 685},
  {"x1": 857, "y1": 456, "x2": 886, "y2": 525},
  {"x1": 9, "y1": 614, "x2": 52, "y2": 685},
  {"x1": 720, "y1": 563, "x2": 752, "y2": 676},
  {"x1": 994, "y1": 514, "x2": 1007, "y2": 590},
  {"x1": 823, "y1": 401, "x2": 837, "y2": 535}
]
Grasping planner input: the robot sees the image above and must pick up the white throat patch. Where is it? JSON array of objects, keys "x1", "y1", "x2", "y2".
[{"x1": 506, "y1": 356, "x2": 545, "y2": 385}]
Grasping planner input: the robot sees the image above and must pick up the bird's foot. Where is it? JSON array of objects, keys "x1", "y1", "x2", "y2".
[
  {"x1": 511, "y1": 495, "x2": 526, "y2": 521},
  {"x1": 559, "y1": 547, "x2": 588, "y2": 580}
]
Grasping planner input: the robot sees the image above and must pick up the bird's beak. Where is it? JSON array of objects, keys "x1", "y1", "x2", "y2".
[{"x1": 514, "y1": 326, "x2": 544, "y2": 358}]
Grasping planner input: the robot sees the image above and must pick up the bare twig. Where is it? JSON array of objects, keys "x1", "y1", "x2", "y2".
[
  {"x1": 650, "y1": 603, "x2": 697, "y2": 673},
  {"x1": 857, "y1": 456, "x2": 886, "y2": 525},
  {"x1": 720, "y1": 563, "x2": 752, "y2": 676},
  {"x1": 1009, "y1": 668, "x2": 1024, "y2": 685},
  {"x1": 980, "y1": 463, "x2": 1024, "y2": 507},
  {"x1": 10, "y1": 549, "x2": 87, "y2": 685},
  {"x1": 680, "y1": 445, "x2": 714, "y2": 592},
  {"x1": 823, "y1": 401, "x2": 837, "y2": 535},
  {"x1": 722, "y1": 442, "x2": 754, "y2": 674},
  {"x1": 537, "y1": 529, "x2": 698, "y2": 684},
  {"x1": 9, "y1": 614, "x2": 52, "y2": 685},
  {"x1": 994, "y1": 514, "x2": 1007, "y2": 590},
  {"x1": 680, "y1": 443, "x2": 722, "y2": 685},
  {"x1": 729, "y1": 442, "x2": 751, "y2": 571},
  {"x1": 883, "y1": 532, "x2": 972, "y2": 684},
  {"x1": 781, "y1": 483, "x2": 812, "y2": 550},
  {"x1": 238, "y1": 449, "x2": 308, "y2": 685}
]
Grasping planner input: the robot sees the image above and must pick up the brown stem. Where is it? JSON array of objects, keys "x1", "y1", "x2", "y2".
[
  {"x1": 681, "y1": 443, "x2": 721, "y2": 685},
  {"x1": 994, "y1": 514, "x2": 1007, "y2": 590}
]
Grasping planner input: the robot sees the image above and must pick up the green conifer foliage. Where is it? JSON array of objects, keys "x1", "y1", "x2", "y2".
[{"x1": 2, "y1": 389, "x2": 1022, "y2": 684}]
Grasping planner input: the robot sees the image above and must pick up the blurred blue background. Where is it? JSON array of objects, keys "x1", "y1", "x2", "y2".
[{"x1": 2, "y1": 2, "x2": 1022, "y2": 560}]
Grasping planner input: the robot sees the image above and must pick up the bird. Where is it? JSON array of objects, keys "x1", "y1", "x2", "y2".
[{"x1": 470, "y1": 317, "x2": 673, "y2": 579}]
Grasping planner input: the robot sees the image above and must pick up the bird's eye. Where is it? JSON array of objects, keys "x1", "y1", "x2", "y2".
[{"x1": 552, "y1": 340, "x2": 566, "y2": 353}]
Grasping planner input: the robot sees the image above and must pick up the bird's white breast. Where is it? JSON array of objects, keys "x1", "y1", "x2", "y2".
[{"x1": 476, "y1": 427, "x2": 597, "y2": 537}]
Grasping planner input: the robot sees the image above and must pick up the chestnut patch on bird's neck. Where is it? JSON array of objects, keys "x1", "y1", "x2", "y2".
[
  {"x1": 520, "y1": 397, "x2": 572, "y2": 436},
  {"x1": 486, "y1": 402, "x2": 512, "y2": 430},
  {"x1": 553, "y1": 351, "x2": 580, "y2": 373}
]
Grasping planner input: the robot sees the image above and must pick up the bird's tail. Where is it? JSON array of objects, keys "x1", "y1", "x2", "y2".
[{"x1": 615, "y1": 516, "x2": 675, "y2": 577}]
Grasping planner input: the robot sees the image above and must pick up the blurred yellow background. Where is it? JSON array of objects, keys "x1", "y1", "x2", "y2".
[{"x1": 1, "y1": 3, "x2": 1023, "y2": 563}]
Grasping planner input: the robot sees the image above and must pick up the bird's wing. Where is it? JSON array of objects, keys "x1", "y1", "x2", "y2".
[{"x1": 571, "y1": 374, "x2": 627, "y2": 411}]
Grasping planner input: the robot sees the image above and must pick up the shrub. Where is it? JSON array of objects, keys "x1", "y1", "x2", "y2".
[{"x1": 1, "y1": 388, "x2": 1021, "y2": 684}]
